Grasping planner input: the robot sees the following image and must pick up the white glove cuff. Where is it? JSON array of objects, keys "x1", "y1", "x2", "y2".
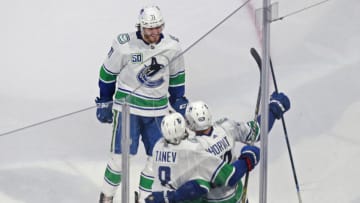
[
  {"x1": 97, "y1": 101, "x2": 112, "y2": 108},
  {"x1": 164, "y1": 191, "x2": 170, "y2": 203},
  {"x1": 271, "y1": 100, "x2": 285, "y2": 112}
]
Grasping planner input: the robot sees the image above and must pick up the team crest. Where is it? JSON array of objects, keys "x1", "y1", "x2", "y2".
[
  {"x1": 117, "y1": 33, "x2": 130, "y2": 44},
  {"x1": 137, "y1": 57, "x2": 165, "y2": 88}
]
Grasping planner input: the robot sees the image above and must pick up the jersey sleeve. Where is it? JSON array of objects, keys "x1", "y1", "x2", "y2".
[
  {"x1": 168, "y1": 46, "x2": 185, "y2": 99},
  {"x1": 216, "y1": 118, "x2": 256, "y2": 144},
  {"x1": 98, "y1": 38, "x2": 124, "y2": 99},
  {"x1": 103, "y1": 37, "x2": 126, "y2": 74}
]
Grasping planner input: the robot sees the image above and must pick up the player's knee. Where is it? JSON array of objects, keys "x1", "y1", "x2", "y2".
[
  {"x1": 108, "y1": 154, "x2": 122, "y2": 170},
  {"x1": 108, "y1": 154, "x2": 134, "y2": 170},
  {"x1": 142, "y1": 156, "x2": 153, "y2": 175}
]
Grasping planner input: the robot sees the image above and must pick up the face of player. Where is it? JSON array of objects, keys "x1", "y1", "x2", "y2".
[{"x1": 142, "y1": 26, "x2": 163, "y2": 44}]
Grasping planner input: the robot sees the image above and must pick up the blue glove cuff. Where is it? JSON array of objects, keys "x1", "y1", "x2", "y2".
[
  {"x1": 170, "y1": 96, "x2": 189, "y2": 116},
  {"x1": 95, "y1": 96, "x2": 112, "y2": 103}
]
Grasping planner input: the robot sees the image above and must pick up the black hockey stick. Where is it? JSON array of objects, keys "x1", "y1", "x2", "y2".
[
  {"x1": 251, "y1": 48, "x2": 303, "y2": 203},
  {"x1": 250, "y1": 48, "x2": 262, "y2": 118},
  {"x1": 269, "y1": 58, "x2": 303, "y2": 203},
  {"x1": 241, "y1": 48, "x2": 262, "y2": 203}
]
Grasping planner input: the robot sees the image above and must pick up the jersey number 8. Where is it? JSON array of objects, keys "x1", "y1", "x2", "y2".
[{"x1": 159, "y1": 166, "x2": 171, "y2": 186}]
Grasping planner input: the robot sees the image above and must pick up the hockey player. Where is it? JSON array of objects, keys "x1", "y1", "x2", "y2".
[
  {"x1": 95, "y1": 5, "x2": 189, "y2": 203},
  {"x1": 145, "y1": 112, "x2": 260, "y2": 203},
  {"x1": 158, "y1": 91, "x2": 290, "y2": 203}
]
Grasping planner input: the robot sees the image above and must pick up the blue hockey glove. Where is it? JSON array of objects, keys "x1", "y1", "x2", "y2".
[
  {"x1": 228, "y1": 145, "x2": 260, "y2": 187},
  {"x1": 145, "y1": 191, "x2": 166, "y2": 203},
  {"x1": 145, "y1": 191, "x2": 179, "y2": 203},
  {"x1": 238, "y1": 145, "x2": 260, "y2": 171},
  {"x1": 95, "y1": 97, "x2": 113, "y2": 123},
  {"x1": 169, "y1": 96, "x2": 189, "y2": 116},
  {"x1": 145, "y1": 180, "x2": 207, "y2": 203},
  {"x1": 269, "y1": 91, "x2": 290, "y2": 119}
]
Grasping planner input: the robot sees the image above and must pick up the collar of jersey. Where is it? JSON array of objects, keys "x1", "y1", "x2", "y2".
[
  {"x1": 136, "y1": 31, "x2": 164, "y2": 45},
  {"x1": 198, "y1": 126, "x2": 214, "y2": 137}
]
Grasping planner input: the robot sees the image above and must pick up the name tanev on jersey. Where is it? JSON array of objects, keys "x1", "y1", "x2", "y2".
[{"x1": 154, "y1": 150, "x2": 178, "y2": 163}]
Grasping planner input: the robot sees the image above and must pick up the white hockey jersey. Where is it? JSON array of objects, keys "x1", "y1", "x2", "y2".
[
  {"x1": 99, "y1": 31, "x2": 185, "y2": 117},
  {"x1": 195, "y1": 118, "x2": 257, "y2": 203},
  {"x1": 151, "y1": 138, "x2": 236, "y2": 195}
]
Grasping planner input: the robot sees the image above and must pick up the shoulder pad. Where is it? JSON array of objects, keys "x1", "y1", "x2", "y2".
[
  {"x1": 169, "y1": 34, "x2": 180, "y2": 42},
  {"x1": 117, "y1": 33, "x2": 130, "y2": 44},
  {"x1": 215, "y1": 117, "x2": 229, "y2": 125}
]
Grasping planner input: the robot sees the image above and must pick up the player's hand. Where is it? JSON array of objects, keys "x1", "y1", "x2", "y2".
[
  {"x1": 170, "y1": 96, "x2": 189, "y2": 116},
  {"x1": 238, "y1": 145, "x2": 260, "y2": 171},
  {"x1": 95, "y1": 97, "x2": 113, "y2": 123},
  {"x1": 269, "y1": 91, "x2": 290, "y2": 119},
  {"x1": 145, "y1": 192, "x2": 166, "y2": 203}
]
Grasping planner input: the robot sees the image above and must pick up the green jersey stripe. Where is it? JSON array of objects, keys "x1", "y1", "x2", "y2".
[
  {"x1": 196, "y1": 179, "x2": 211, "y2": 192},
  {"x1": 213, "y1": 164, "x2": 235, "y2": 186},
  {"x1": 170, "y1": 72, "x2": 185, "y2": 86},
  {"x1": 111, "y1": 110, "x2": 118, "y2": 152},
  {"x1": 100, "y1": 65, "x2": 117, "y2": 82},
  {"x1": 115, "y1": 90, "x2": 168, "y2": 108}
]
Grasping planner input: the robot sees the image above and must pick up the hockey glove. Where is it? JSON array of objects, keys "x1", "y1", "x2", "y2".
[
  {"x1": 238, "y1": 145, "x2": 260, "y2": 171},
  {"x1": 228, "y1": 145, "x2": 260, "y2": 187},
  {"x1": 145, "y1": 180, "x2": 207, "y2": 203},
  {"x1": 269, "y1": 91, "x2": 290, "y2": 119},
  {"x1": 145, "y1": 192, "x2": 166, "y2": 203},
  {"x1": 95, "y1": 97, "x2": 113, "y2": 123},
  {"x1": 169, "y1": 96, "x2": 189, "y2": 116},
  {"x1": 245, "y1": 120, "x2": 260, "y2": 144}
]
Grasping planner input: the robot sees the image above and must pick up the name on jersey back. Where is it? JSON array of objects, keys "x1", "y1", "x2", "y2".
[{"x1": 154, "y1": 150, "x2": 177, "y2": 163}]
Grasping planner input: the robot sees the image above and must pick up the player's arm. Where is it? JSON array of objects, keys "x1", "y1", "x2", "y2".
[
  {"x1": 219, "y1": 91, "x2": 290, "y2": 144},
  {"x1": 211, "y1": 145, "x2": 260, "y2": 187},
  {"x1": 145, "y1": 179, "x2": 208, "y2": 203},
  {"x1": 243, "y1": 91, "x2": 290, "y2": 135},
  {"x1": 216, "y1": 118, "x2": 260, "y2": 145},
  {"x1": 168, "y1": 48, "x2": 188, "y2": 116},
  {"x1": 95, "y1": 37, "x2": 124, "y2": 123},
  {"x1": 98, "y1": 38, "x2": 124, "y2": 100}
]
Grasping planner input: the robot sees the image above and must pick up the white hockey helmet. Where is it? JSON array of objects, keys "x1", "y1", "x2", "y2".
[
  {"x1": 161, "y1": 112, "x2": 186, "y2": 145},
  {"x1": 185, "y1": 101, "x2": 212, "y2": 131},
  {"x1": 138, "y1": 5, "x2": 165, "y2": 29}
]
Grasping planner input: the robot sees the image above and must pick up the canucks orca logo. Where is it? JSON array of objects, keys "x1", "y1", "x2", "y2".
[{"x1": 137, "y1": 57, "x2": 165, "y2": 87}]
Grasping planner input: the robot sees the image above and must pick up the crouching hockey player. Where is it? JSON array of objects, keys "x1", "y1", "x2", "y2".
[
  {"x1": 146, "y1": 91, "x2": 290, "y2": 203},
  {"x1": 144, "y1": 112, "x2": 260, "y2": 203}
]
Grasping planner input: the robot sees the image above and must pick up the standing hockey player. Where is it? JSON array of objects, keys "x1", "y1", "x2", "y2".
[
  {"x1": 95, "y1": 5, "x2": 189, "y2": 203},
  {"x1": 162, "y1": 91, "x2": 290, "y2": 203},
  {"x1": 145, "y1": 113, "x2": 260, "y2": 203}
]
